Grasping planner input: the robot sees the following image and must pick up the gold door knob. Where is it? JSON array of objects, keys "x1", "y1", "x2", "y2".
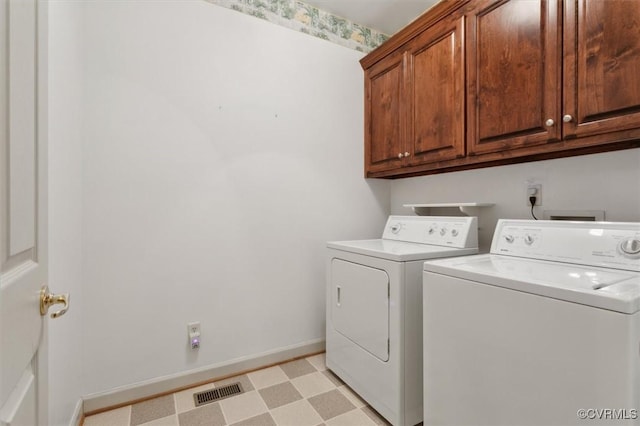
[{"x1": 40, "y1": 285, "x2": 70, "y2": 319}]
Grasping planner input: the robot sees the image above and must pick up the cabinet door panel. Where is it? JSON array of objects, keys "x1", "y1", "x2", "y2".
[
  {"x1": 564, "y1": 0, "x2": 640, "y2": 138},
  {"x1": 408, "y1": 15, "x2": 465, "y2": 165},
  {"x1": 467, "y1": 0, "x2": 561, "y2": 155},
  {"x1": 365, "y1": 53, "x2": 405, "y2": 174}
]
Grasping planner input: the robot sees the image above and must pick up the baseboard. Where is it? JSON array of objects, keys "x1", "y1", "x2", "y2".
[
  {"x1": 69, "y1": 399, "x2": 83, "y2": 426},
  {"x1": 82, "y1": 338, "x2": 325, "y2": 414}
]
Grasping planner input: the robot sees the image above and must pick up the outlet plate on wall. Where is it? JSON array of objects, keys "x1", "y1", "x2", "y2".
[
  {"x1": 526, "y1": 184, "x2": 542, "y2": 206},
  {"x1": 188, "y1": 322, "x2": 200, "y2": 336},
  {"x1": 188, "y1": 322, "x2": 201, "y2": 350}
]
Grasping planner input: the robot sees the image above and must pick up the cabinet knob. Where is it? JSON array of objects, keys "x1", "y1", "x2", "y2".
[
  {"x1": 404, "y1": 152, "x2": 410, "y2": 157},
  {"x1": 563, "y1": 114, "x2": 573, "y2": 123},
  {"x1": 398, "y1": 153, "x2": 404, "y2": 159},
  {"x1": 545, "y1": 118, "x2": 555, "y2": 127}
]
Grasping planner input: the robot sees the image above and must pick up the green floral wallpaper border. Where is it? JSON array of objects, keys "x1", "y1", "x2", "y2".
[{"x1": 206, "y1": 0, "x2": 389, "y2": 52}]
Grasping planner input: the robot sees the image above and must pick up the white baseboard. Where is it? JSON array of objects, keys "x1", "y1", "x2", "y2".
[
  {"x1": 82, "y1": 338, "x2": 325, "y2": 414},
  {"x1": 69, "y1": 399, "x2": 82, "y2": 426}
]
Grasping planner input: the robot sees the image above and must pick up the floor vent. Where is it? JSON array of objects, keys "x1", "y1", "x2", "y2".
[{"x1": 193, "y1": 382, "x2": 243, "y2": 407}]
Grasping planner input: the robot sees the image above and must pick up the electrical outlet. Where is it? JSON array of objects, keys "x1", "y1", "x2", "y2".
[
  {"x1": 526, "y1": 184, "x2": 542, "y2": 206},
  {"x1": 188, "y1": 321, "x2": 200, "y2": 336},
  {"x1": 188, "y1": 321, "x2": 201, "y2": 349}
]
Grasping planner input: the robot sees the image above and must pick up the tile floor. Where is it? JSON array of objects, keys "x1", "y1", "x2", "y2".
[{"x1": 83, "y1": 353, "x2": 391, "y2": 426}]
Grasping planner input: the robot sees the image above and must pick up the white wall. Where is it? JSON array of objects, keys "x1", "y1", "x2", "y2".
[
  {"x1": 391, "y1": 148, "x2": 640, "y2": 250},
  {"x1": 79, "y1": 1, "x2": 389, "y2": 395},
  {"x1": 48, "y1": 1, "x2": 84, "y2": 424}
]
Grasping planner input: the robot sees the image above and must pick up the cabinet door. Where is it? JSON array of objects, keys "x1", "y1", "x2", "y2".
[
  {"x1": 364, "y1": 52, "x2": 406, "y2": 175},
  {"x1": 563, "y1": 0, "x2": 640, "y2": 138},
  {"x1": 467, "y1": 0, "x2": 561, "y2": 156},
  {"x1": 407, "y1": 14, "x2": 465, "y2": 166}
]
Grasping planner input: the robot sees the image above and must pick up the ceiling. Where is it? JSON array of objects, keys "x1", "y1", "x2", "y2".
[{"x1": 303, "y1": 0, "x2": 440, "y2": 35}]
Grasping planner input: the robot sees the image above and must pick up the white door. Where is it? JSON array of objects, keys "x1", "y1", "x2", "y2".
[
  {"x1": 331, "y1": 259, "x2": 390, "y2": 361},
  {"x1": 0, "y1": 1, "x2": 62, "y2": 425}
]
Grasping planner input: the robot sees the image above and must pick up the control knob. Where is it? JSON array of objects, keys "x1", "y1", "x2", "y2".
[
  {"x1": 451, "y1": 229, "x2": 459, "y2": 237},
  {"x1": 440, "y1": 228, "x2": 447, "y2": 236},
  {"x1": 504, "y1": 235, "x2": 515, "y2": 243},
  {"x1": 524, "y1": 235, "x2": 535, "y2": 245},
  {"x1": 428, "y1": 227, "x2": 436, "y2": 235},
  {"x1": 619, "y1": 238, "x2": 640, "y2": 256},
  {"x1": 390, "y1": 223, "x2": 401, "y2": 234}
]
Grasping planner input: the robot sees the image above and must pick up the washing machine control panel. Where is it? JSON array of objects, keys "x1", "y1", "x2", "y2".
[
  {"x1": 492, "y1": 220, "x2": 640, "y2": 272},
  {"x1": 382, "y1": 216, "x2": 478, "y2": 249}
]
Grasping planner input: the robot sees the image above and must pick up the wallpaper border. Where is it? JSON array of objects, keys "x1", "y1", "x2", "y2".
[{"x1": 206, "y1": 0, "x2": 389, "y2": 52}]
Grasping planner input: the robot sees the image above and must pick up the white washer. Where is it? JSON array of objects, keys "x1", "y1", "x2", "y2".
[
  {"x1": 326, "y1": 215, "x2": 479, "y2": 426},
  {"x1": 423, "y1": 219, "x2": 640, "y2": 426}
]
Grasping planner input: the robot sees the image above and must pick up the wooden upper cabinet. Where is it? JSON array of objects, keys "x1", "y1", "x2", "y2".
[
  {"x1": 467, "y1": 0, "x2": 561, "y2": 155},
  {"x1": 407, "y1": 14, "x2": 466, "y2": 165},
  {"x1": 365, "y1": 51, "x2": 406, "y2": 174},
  {"x1": 364, "y1": 12, "x2": 465, "y2": 176},
  {"x1": 563, "y1": 0, "x2": 640, "y2": 139},
  {"x1": 360, "y1": 0, "x2": 640, "y2": 178}
]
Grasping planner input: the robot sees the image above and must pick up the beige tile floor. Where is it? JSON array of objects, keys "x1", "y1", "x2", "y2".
[{"x1": 83, "y1": 353, "x2": 391, "y2": 426}]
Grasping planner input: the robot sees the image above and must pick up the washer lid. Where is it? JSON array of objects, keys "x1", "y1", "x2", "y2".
[
  {"x1": 328, "y1": 239, "x2": 478, "y2": 262},
  {"x1": 424, "y1": 254, "x2": 640, "y2": 314}
]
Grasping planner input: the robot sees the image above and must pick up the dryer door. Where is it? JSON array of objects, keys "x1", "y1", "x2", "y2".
[{"x1": 331, "y1": 259, "x2": 390, "y2": 361}]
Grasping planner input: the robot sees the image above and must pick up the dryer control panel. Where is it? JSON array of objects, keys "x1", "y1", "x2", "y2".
[
  {"x1": 491, "y1": 219, "x2": 640, "y2": 272},
  {"x1": 382, "y1": 216, "x2": 478, "y2": 249}
]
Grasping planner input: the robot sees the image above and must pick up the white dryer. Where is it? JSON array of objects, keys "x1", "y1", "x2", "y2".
[
  {"x1": 423, "y1": 219, "x2": 640, "y2": 426},
  {"x1": 326, "y1": 215, "x2": 479, "y2": 426}
]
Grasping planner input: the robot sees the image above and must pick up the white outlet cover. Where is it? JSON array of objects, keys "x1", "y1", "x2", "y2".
[
  {"x1": 526, "y1": 184, "x2": 542, "y2": 206},
  {"x1": 188, "y1": 321, "x2": 200, "y2": 336}
]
